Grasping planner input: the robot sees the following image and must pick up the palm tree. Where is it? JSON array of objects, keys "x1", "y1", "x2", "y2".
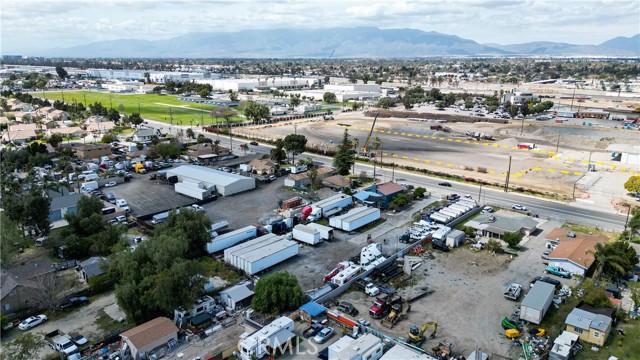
[
  {"x1": 588, "y1": 242, "x2": 629, "y2": 280},
  {"x1": 212, "y1": 139, "x2": 221, "y2": 155}
]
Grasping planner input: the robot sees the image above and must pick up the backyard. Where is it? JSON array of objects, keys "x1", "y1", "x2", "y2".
[{"x1": 41, "y1": 91, "x2": 245, "y2": 125}]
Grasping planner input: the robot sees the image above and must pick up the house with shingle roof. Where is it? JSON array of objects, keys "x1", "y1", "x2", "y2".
[
  {"x1": 545, "y1": 229, "x2": 608, "y2": 276},
  {"x1": 465, "y1": 213, "x2": 539, "y2": 239},
  {"x1": 1, "y1": 259, "x2": 57, "y2": 315},
  {"x1": 120, "y1": 317, "x2": 178, "y2": 360},
  {"x1": 362, "y1": 182, "x2": 405, "y2": 209},
  {"x1": 565, "y1": 307, "x2": 612, "y2": 346}
]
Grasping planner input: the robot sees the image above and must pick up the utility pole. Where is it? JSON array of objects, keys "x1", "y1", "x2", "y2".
[
  {"x1": 570, "y1": 86, "x2": 576, "y2": 111},
  {"x1": 478, "y1": 184, "x2": 482, "y2": 201},
  {"x1": 504, "y1": 155, "x2": 512, "y2": 193},
  {"x1": 227, "y1": 118, "x2": 233, "y2": 154},
  {"x1": 392, "y1": 162, "x2": 395, "y2": 182},
  {"x1": 556, "y1": 135, "x2": 560, "y2": 154}
]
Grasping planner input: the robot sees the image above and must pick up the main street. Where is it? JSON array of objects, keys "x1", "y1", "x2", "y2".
[{"x1": 144, "y1": 119, "x2": 629, "y2": 232}]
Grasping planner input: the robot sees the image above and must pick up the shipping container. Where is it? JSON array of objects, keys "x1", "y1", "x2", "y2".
[
  {"x1": 310, "y1": 194, "x2": 353, "y2": 219},
  {"x1": 206, "y1": 226, "x2": 257, "y2": 254},
  {"x1": 306, "y1": 223, "x2": 334, "y2": 240},
  {"x1": 292, "y1": 224, "x2": 322, "y2": 245},
  {"x1": 520, "y1": 282, "x2": 555, "y2": 324}
]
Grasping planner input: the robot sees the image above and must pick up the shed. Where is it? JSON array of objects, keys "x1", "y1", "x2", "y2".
[
  {"x1": 220, "y1": 282, "x2": 254, "y2": 310},
  {"x1": 166, "y1": 165, "x2": 255, "y2": 196},
  {"x1": 446, "y1": 229, "x2": 466, "y2": 248},
  {"x1": 299, "y1": 301, "x2": 326, "y2": 321},
  {"x1": 120, "y1": 317, "x2": 178, "y2": 360},
  {"x1": 520, "y1": 281, "x2": 555, "y2": 324},
  {"x1": 79, "y1": 256, "x2": 108, "y2": 282}
]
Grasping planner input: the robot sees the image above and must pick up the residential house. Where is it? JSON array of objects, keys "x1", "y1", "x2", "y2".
[
  {"x1": 2, "y1": 123, "x2": 38, "y2": 144},
  {"x1": 322, "y1": 175, "x2": 352, "y2": 191},
  {"x1": 86, "y1": 120, "x2": 116, "y2": 135},
  {"x1": 35, "y1": 106, "x2": 56, "y2": 119},
  {"x1": 361, "y1": 182, "x2": 405, "y2": 209},
  {"x1": 564, "y1": 307, "x2": 612, "y2": 346},
  {"x1": 47, "y1": 187, "x2": 82, "y2": 224},
  {"x1": 465, "y1": 213, "x2": 539, "y2": 240},
  {"x1": 120, "y1": 317, "x2": 178, "y2": 360},
  {"x1": 219, "y1": 282, "x2": 254, "y2": 310},
  {"x1": 247, "y1": 158, "x2": 278, "y2": 175},
  {"x1": 545, "y1": 228, "x2": 609, "y2": 276},
  {"x1": 48, "y1": 126, "x2": 86, "y2": 138},
  {"x1": 79, "y1": 257, "x2": 108, "y2": 282},
  {"x1": 132, "y1": 128, "x2": 158, "y2": 143},
  {"x1": 1, "y1": 259, "x2": 57, "y2": 314},
  {"x1": 75, "y1": 143, "x2": 111, "y2": 160}
]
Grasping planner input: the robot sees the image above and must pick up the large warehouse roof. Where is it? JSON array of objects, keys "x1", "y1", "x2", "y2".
[{"x1": 167, "y1": 165, "x2": 251, "y2": 185}]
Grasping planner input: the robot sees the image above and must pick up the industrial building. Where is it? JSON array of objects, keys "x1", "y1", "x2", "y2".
[
  {"x1": 166, "y1": 165, "x2": 255, "y2": 197},
  {"x1": 500, "y1": 90, "x2": 538, "y2": 105},
  {"x1": 196, "y1": 77, "x2": 320, "y2": 92},
  {"x1": 289, "y1": 83, "x2": 382, "y2": 103}
]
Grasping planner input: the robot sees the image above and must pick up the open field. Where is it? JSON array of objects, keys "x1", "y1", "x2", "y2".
[{"x1": 41, "y1": 91, "x2": 244, "y2": 125}]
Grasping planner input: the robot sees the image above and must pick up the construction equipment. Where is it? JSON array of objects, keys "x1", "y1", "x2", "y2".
[
  {"x1": 380, "y1": 300, "x2": 410, "y2": 329},
  {"x1": 501, "y1": 317, "x2": 518, "y2": 330},
  {"x1": 407, "y1": 321, "x2": 437, "y2": 346},
  {"x1": 432, "y1": 340, "x2": 455, "y2": 359},
  {"x1": 360, "y1": 112, "x2": 379, "y2": 157}
]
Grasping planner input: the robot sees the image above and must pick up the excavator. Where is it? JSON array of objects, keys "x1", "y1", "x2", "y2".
[
  {"x1": 359, "y1": 112, "x2": 379, "y2": 157},
  {"x1": 407, "y1": 321, "x2": 438, "y2": 346}
]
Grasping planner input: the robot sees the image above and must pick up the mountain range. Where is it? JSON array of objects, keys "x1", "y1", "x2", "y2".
[{"x1": 38, "y1": 27, "x2": 640, "y2": 58}]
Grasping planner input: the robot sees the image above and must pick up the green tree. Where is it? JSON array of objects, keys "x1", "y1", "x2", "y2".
[
  {"x1": 148, "y1": 143, "x2": 180, "y2": 159},
  {"x1": 251, "y1": 271, "x2": 304, "y2": 314},
  {"x1": 0, "y1": 213, "x2": 21, "y2": 266},
  {"x1": 588, "y1": 241, "x2": 634, "y2": 280},
  {"x1": 323, "y1": 92, "x2": 337, "y2": 103},
  {"x1": 107, "y1": 108, "x2": 120, "y2": 123},
  {"x1": 186, "y1": 128, "x2": 195, "y2": 139},
  {"x1": 624, "y1": 175, "x2": 640, "y2": 194},
  {"x1": 65, "y1": 196, "x2": 104, "y2": 238},
  {"x1": 503, "y1": 232, "x2": 523, "y2": 248},
  {"x1": 243, "y1": 102, "x2": 269, "y2": 123},
  {"x1": 290, "y1": 95, "x2": 301, "y2": 108},
  {"x1": 101, "y1": 133, "x2": 116, "y2": 144},
  {"x1": 212, "y1": 139, "x2": 221, "y2": 155},
  {"x1": 413, "y1": 187, "x2": 427, "y2": 198},
  {"x1": 55, "y1": 65, "x2": 68, "y2": 79},
  {"x1": 199, "y1": 89, "x2": 210, "y2": 98},
  {"x1": 333, "y1": 129, "x2": 356, "y2": 175},
  {"x1": 156, "y1": 210, "x2": 212, "y2": 257},
  {"x1": 229, "y1": 91, "x2": 238, "y2": 102},
  {"x1": 239, "y1": 143, "x2": 249, "y2": 154},
  {"x1": 283, "y1": 134, "x2": 307, "y2": 164},
  {"x1": 48, "y1": 133, "x2": 63, "y2": 148},
  {"x1": 128, "y1": 112, "x2": 143, "y2": 126},
  {"x1": 351, "y1": 102, "x2": 362, "y2": 111},
  {"x1": 307, "y1": 166, "x2": 318, "y2": 189},
  {"x1": 376, "y1": 98, "x2": 395, "y2": 109},
  {"x1": 3, "y1": 333, "x2": 47, "y2": 360},
  {"x1": 270, "y1": 138, "x2": 287, "y2": 163},
  {"x1": 25, "y1": 190, "x2": 51, "y2": 234}
]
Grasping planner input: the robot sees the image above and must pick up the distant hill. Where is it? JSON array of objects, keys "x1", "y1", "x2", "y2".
[{"x1": 37, "y1": 27, "x2": 640, "y2": 58}]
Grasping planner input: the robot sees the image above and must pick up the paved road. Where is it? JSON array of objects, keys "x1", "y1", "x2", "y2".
[{"x1": 142, "y1": 119, "x2": 628, "y2": 231}]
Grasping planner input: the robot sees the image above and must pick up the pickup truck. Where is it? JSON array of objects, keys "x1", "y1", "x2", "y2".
[
  {"x1": 545, "y1": 266, "x2": 571, "y2": 279},
  {"x1": 503, "y1": 283, "x2": 523, "y2": 301},
  {"x1": 45, "y1": 329, "x2": 78, "y2": 356}
]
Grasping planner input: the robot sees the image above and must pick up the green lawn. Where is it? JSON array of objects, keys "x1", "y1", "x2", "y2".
[{"x1": 42, "y1": 91, "x2": 244, "y2": 125}]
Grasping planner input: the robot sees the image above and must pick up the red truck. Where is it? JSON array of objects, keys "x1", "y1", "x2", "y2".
[
  {"x1": 518, "y1": 143, "x2": 536, "y2": 150},
  {"x1": 369, "y1": 295, "x2": 402, "y2": 319}
]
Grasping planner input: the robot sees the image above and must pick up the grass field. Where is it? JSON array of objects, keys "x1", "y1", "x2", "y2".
[{"x1": 42, "y1": 91, "x2": 244, "y2": 125}]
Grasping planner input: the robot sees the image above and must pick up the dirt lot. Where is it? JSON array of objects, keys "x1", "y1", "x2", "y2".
[{"x1": 332, "y1": 217, "x2": 576, "y2": 358}]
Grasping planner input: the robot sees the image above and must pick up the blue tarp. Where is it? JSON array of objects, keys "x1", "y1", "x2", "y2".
[{"x1": 299, "y1": 301, "x2": 326, "y2": 317}]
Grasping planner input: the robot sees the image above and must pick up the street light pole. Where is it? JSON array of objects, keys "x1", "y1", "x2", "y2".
[
  {"x1": 504, "y1": 155, "x2": 512, "y2": 193},
  {"x1": 556, "y1": 135, "x2": 560, "y2": 154},
  {"x1": 478, "y1": 184, "x2": 482, "y2": 202}
]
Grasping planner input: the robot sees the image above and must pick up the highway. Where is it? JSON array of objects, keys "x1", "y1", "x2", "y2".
[{"x1": 145, "y1": 120, "x2": 628, "y2": 231}]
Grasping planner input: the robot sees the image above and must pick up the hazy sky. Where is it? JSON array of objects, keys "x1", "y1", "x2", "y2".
[{"x1": 2, "y1": 0, "x2": 639, "y2": 54}]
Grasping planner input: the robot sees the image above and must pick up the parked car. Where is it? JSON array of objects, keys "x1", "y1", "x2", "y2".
[
  {"x1": 116, "y1": 215, "x2": 127, "y2": 223},
  {"x1": 19, "y1": 315, "x2": 48, "y2": 330},
  {"x1": 336, "y1": 301, "x2": 358, "y2": 316},
  {"x1": 250, "y1": 141, "x2": 259, "y2": 146},
  {"x1": 545, "y1": 266, "x2": 571, "y2": 279},
  {"x1": 104, "y1": 181, "x2": 117, "y2": 188},
  {"x1": 313, "y1": 327, "x2": 335, "y2": 344},
  {"x1": 481, "y1": 206, "x2": 493, "y2": 213},
  {"x1": 512, "y1": 204, "x2": 527, "y2": 211},
  {"x1": 69, "y1": 333, "x2": 88, "y2": 346},
  {"x1": 432, "y1": 240, "x2": 450, "y2": 252},
  {"x1": 541, "y1": 249, "x2": 552, "y2": 260},
  {"x1": 530, "y1": 276, "x2": 561, "y2": 289},
  {"x1": 191, "y1": 204, "x2": 204, "y2": 212},
  {"x1": 438, "y1": 182, "x2": 452, "y2": 187},
  {"x1": 60, "y1": 296, "x2": 89, "y2": 310}
]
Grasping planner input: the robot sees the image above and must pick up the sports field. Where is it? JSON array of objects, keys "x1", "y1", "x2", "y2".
[{"x1": 42, "y1": 91, "x2": 244, "y2": 125}]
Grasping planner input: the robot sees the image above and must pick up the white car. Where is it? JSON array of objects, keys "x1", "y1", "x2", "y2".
[
  {"x1": 512, "y1": 204, "x2": 527, "y2": 211},
  {"x1": 481, "y1": 206, "x2": 493, "y2": 214},
  {"x1": 19, "y1": 314, "x2": 48, "y2": 330},
  {"x1": 104, "y1": 181, "x2": 117, "y2": 187},
  {"x1": 313, "y1": 327, "x2": 334, "y2": 344},
  {"x1": 191, "y1": 204, "x2": 204, "y2": 212}
]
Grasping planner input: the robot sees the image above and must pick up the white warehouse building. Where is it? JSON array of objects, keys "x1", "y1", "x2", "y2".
[
  {"x1": 288, "y1": 83, "x2": 382, "y2": 102},
  {"x1": 196, "y1": 77, "x2": 320, "y2": 92},
  {"x1": 166, "y1": 165, "x2": 255, "y2": 196}
]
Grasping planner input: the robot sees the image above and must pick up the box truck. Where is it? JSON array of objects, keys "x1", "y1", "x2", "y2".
[{"x1": 292, "y1": 224, "x2": 322, "y2": 245}]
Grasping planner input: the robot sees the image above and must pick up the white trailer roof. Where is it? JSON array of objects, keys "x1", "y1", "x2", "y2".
[
  {"x1": 240, "y1": 240, "x2": 299, "y2": 263},
  {"x1": 225, "y1": 233, "x2": 281, "y2": 257},
  {"x1": 313, "y1": 194, "x2": 351, "y2": 208},
  {"x1": 306, "y1": 223, "x2": 333, "y2": 232},
  {"x1": 522, "y1": 281, "x2": 555, "y2": 310},
  {"x1": 342, "y1": 207, "x2": 379, "y2": 222},
  {"x1": 293, "y1": 224, "x2": 319, "y2": 234}
]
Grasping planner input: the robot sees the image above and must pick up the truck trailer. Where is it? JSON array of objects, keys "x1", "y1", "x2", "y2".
[
  {"x1": 174, "y1": 181, "x2": 213, "y2": 200},
  {"x1": 309, "y1": 194, "x2": 353, "y2": 220},
  {"x1": 224, "y1": 234, "x2": 282, "y2": 268},
  {"x1": 237, "y1": 239, "x2": 298, "y2": 275},
  {"x1": 520, "y1": 281, "x2": 555, "y2": 324},
  {"x1": 206, "y1": 226, "x2": 257, "y2": 254},
  {"x1": 292, "y1": 224, "x2": 322, "y2": 245},
  {"x1": 341, "y1": 207, "x2": 380, "y2": 232},
  {"x1": 239, "y1": 317, "x2": 295, "y2": 360},
  {"x1": 306, "y1": 223, "x2": 334, "y2": 240}
]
